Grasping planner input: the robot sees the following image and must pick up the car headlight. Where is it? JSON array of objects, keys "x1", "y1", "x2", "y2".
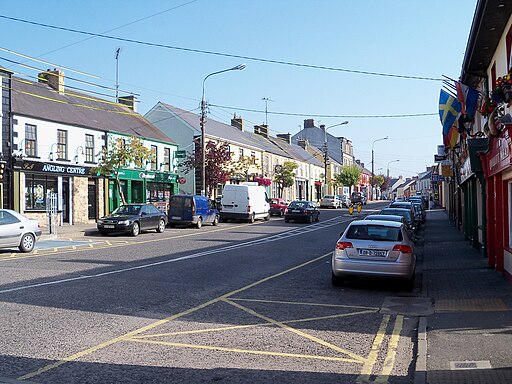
[
  {"x1": 118, "y1": 220, "x2": 130, "y2": 226},
  {"x1": 97, "y1": 219, "x2": 103, "y2": 224}
]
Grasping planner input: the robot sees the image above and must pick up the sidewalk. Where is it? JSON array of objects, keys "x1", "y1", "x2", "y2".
[
  {"x1": 40, "y1": 222, "x2": 99, "y2": 240},
  {"x1": 418, "y1": 209, "x2": 512, "y2": 383}
]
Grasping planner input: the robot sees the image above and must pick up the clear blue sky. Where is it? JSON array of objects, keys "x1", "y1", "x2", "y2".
[{"x1": 0, "y1": 0, "x2": 477, "y2": 178}]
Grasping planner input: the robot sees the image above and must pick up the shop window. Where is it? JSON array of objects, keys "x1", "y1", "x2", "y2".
[
  {"x1": 25, "y1": 124, "x2": 37, "y2": 157},
  {"x1": 85, "y1": 134, "x2": 95, "y2": 162},
  {"x1": 509, "y1": 182, "x2": 512, "y2": 249},
  {"x1": 151, "y1": 145, "x2": 157, "y2": 170},
  {"x1": 57, "y1": 129, "x2": 67, "y2": 160},
  {"x1": 25, "y1": 175, "x2": 57, "y2": 210}
]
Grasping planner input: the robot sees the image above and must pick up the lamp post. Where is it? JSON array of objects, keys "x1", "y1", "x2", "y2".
[
  {"x1": 200, "y1": 64, "x2": 246, "y2": 196},
  {"x1": 371, "y1": 136, "x2": 388, "y2": 201},
  {"x1": 323, "y1": 121, "x2": 349, "y2": 196},
  {"x1": 387, "y1": 159, "x2": 400, "y2": 178}
]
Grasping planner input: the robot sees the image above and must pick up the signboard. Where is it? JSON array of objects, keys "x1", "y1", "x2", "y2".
[
  {"x1": 178, "y1": 177, "x2": 187, "y2": 184},
  {"x1": 175, "y1": 150, "x2": 187, "y2": 159},
  {"x1": 434, "y1": 154, "x2": 446, "y2": 162},
  {"x1": 15, "y1": 160, "x2": 99, "y2": 177},
  {"x1": 441, "y1": 165, "x2": 453, "y2": 177},
  {"x1": 431, "y1": 175, "x2": 445, "y2": 182}
]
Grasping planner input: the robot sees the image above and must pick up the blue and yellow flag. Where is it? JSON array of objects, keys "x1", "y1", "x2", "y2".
[{"x1": 439, "y1": 90, "x2": 462, "y2": 148}]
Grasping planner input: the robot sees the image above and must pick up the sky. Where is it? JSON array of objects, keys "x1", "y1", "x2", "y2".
[{"x1": 0, "y1": 0, "x2": 478, "y2": 178}]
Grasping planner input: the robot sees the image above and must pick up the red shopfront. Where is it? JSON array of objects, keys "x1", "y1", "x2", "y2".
[{"x1": 482, "y1": 126, "x2": 512, "y2": 279}]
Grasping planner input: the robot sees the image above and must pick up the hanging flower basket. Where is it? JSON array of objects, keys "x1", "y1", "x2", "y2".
[
  {"x1": 253, "y1": 176, "x2": 272, "y2": 186},
  {"x1": 479, "y1": 94, "x2": 497, "y2": 118},
  {"x1": 493, "y1": 72, "x2": 512, "y2": 106}
]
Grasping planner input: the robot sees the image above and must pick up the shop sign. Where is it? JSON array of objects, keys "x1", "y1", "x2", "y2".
[
  {"x1": 488, "y1": 136, "x2": 511, "y2": 176},
  {"x1": 460, "y1": 157, "x2": 473, "y2": 184},
  {"x1": 17, "y1": 160, "x2": 97, "y2": 176},
  {"x1": 117, "y1": 168, "x2": 178, "y2": 183}
]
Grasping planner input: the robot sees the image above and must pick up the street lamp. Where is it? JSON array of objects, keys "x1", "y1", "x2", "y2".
[
  {"x1": 371, "y1": 136, "x2": 388, "y2": 201},
  {"x1": 323, "y1": 121, "x2": 349, "y2": 196},
  {"x1": 387, "y1": 159, "x2": 400, "y2": 178},
  {"x1": 200, "y1": 64, "x2": 246, "y2": 196}
]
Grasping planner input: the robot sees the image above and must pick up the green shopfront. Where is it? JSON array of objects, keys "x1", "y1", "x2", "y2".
[{"x1": 108, "y1": 168, "x2": 179, "y2": 214}]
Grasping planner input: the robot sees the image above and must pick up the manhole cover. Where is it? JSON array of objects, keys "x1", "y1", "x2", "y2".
[
  {"x1": 380, "y1": 296, "x2": 434, "y2": 316},
  {"x1": 450, "y1": 360, "x2": 492, "y2": 370}
]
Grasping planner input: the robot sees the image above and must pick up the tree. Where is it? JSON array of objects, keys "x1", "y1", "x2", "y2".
[
  {"x1": 228, "y1": 156, "x2": 261, "y2": 182},
  {"x1": 95, "y1": 136, "x2": 154, "y2": 205},
  {"x1": 379, "y1": 175, "x2": 392, "y2": 191},
  {"x1": 181, "y1": 140, "x2": 232, "y2": 197},
  {"x1": 274, "y1": 161, "x2": 297, "y2": 198},
  {"x1": 333, "y1": 165, "x2": 362, "y2": 193}
]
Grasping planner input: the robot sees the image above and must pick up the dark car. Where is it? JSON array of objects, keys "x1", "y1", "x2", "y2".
[
  {"x1": 284, "y1": 200, "x2": 320, "y2": 223},
  {"x1": 269, "y1": 198, "x2": 288, "y2": 216},
  {"x1": 168, "y1": 195, "x2": 219, "y2": 228},
  {"x1": 379, "y1": 207, "x2": 417, "y2": 234},
  {"x1": 97, "y1": 203, "x2": 167, "y2": 236},
  {"x1": 350, "y1": 192, "x2": 367, "y2": 205}
]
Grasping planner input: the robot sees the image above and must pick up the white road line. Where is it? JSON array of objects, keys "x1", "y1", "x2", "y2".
[{"x1": 0, "y1": 216, "x2": 355, "y2": 295}]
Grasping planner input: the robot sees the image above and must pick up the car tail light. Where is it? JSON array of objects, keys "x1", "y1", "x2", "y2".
[
  {"x1": 191, "y1": 201, "x2": 196, "y2": 215},
  {"x1": 247, "y1": 205, "x2": 251, "y2": 213},
  {"x1": 336, "y1": 241, "x2": 353, "y2": 250},
  {"x1": 392, "y1": 244, "x2": 412, "y2": 253}
]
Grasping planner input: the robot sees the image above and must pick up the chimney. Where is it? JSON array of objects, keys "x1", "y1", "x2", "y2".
[
  {"x1": 297, "y1": 139, "x2": 308, "y2": 150},
  {"x1": 276, "y1": 133, "x2": 291, "y2": 144},
  {"x1": 304, "y1": 119, "x2": 315, "y2": 128},
  {"x1": 231, "y1": 114, "x2": 244, "y2": 131},
  {"x1": 254, "y1": 124, "x2": 268, "y2": 138},
  {"x1": 39, "y1": 68, "x2": 65, "y2": 94},
  {"x1": 320, "y1": 124, "x2": 326, "y2": 132},
  {"x1": 118, "y1": 95, "x2": 137, "y2": 112}
]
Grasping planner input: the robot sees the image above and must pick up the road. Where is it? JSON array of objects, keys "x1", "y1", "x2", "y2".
[{"x1": 0, "y1": 202, "x2": 420, "y2": 383}]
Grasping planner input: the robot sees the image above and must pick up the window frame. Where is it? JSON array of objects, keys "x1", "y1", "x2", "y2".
[
  {"x1": 150, "y1": 145, "x2": 158, "y2": 171},
  {"x1": 25, "y1": 124, "x2": 37, "y2": 157},
  {"x1": 85, "y1": 134, "x2": 95, "y2": 163},
  {"x1": 57, "y1": 129, "x2": 68, "y2": 160}
]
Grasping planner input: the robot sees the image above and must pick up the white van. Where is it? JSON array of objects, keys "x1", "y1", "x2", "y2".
[{"x1": 220, "y1": 183, "x2": 270, "y2": 223}]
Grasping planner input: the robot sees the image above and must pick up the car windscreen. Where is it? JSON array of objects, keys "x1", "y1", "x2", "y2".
[
  {"x1": 115, "y1": 205, "x2": 142, "y2": 215},
  {"x1": 288, "y1": 201, "x2": 306, "y2": 208},
  {"x1": 346, "y1": 225, "x2": 401, "y2": 241}
]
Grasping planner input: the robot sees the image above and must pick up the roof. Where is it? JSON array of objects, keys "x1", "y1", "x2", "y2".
[
  {"x1": 158, "y1": 102, "x2": 322, "y2": 166},
  {"x1": 12, "y1": 76, "x2": 174, "y2": 143}
]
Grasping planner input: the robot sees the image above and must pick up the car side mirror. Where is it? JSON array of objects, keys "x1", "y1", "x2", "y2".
[{"x1": 141, "y1": 212, "x2": 147, "y2": 216}]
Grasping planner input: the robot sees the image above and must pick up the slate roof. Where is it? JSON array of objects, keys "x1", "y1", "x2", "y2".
[
  {"x1": 11, "y1": 76, "x2": 174, "y2": 143},
  {"x1": 158, "y1": 103, "x2": 322, "y2": 166}
]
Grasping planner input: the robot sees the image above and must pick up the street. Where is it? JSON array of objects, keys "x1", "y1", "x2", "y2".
[{"x1": 0, "y1": 202, "x2": 419, "y2": 383}]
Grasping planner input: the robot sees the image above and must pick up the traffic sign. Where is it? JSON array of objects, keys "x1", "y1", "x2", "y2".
[{"x1": 175, "y1": 150, "x2": 186, "y2": 159}]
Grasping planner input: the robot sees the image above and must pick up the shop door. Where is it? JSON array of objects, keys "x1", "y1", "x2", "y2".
[
  {"x1": 88, "y1": 183, "x2": 97, "y2": 220},
  {"x1": 62, "y1": 179, "x2": 69, "y2": 223}
]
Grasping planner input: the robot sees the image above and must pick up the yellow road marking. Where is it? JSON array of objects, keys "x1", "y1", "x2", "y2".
[
  {"x1": 128, "y1": 338, "x2": 361, "y2": 362},
  {"x1": 132, "y1": 309, "x2": 376, "y2": 339},
  {"x1": 356, "y1": 315, "x2": 391, "y2": 383},
  {"x1": 18, "y1": 252, "x2": 331, "y2": 380},
  {"x1": 374, "y1": 315, "x2": 404, "y2": 383},
  {"x1": 224, "y1": 298, "x2": 367, "y2": 364},
  {"x1": 230, "y1": 297, "x2": 378, "y2": 310}
]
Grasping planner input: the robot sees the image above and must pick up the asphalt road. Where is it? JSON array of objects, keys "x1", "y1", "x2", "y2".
[{"x1": 0, "y1": 202, "x2": 419, "y2": 383}]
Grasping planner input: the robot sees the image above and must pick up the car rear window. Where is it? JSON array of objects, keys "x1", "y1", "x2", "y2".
[
  {"x1": 288, "y1": 201, "x2": 306, "y2": 208},
  {"x1": 346, "y1": 225, "x2": 402, "y2": 241},
  {"x1": 171, "y1": 196, "x2": 191, "y2": 208},
  {"x1": 271, "y1": 199, "x2": 279, "y2": 204}
]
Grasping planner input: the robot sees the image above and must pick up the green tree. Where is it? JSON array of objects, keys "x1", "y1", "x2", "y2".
[
  {"x1": 228, "y1": 156, "x2": 261, "y2": 182},
  {"x1": 333, "y1": 165, "x2": 362, "y2": 193},
  {"x1": 95, "y1": 136, "x2": 154, "y2": 205},
  {"x1": 274, "y1": 161, "x2": 297, "y2": 198}
]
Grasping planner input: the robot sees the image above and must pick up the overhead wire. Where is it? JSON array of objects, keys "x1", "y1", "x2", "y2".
[{"x1": 0, "y1": 14, "x2": 443, "y2": 82}]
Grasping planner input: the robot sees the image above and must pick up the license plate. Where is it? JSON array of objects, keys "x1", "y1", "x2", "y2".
[
  {"x1": 171, "y1": 216, "x2": 181, "y2": 220},
  {"x1": 359, "y1": 249, "x2": 387, "y2": 257},
  {"x1": 104, "y1": 225, "x2": 115, "y2": 229},
  {"x1": 292, "y1": 209, "x2": 301, "y2": 213}
]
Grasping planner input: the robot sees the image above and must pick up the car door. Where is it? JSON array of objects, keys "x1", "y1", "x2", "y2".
[
  {"x1": 139, "y1": 205, "x2": 152, "y2": 230},
  {"x1": 146, "y1": 204, "x2": 161, "y2": 229},
  {"x1": 0, "y1": 211, "x2": 23, "y2": 247}
]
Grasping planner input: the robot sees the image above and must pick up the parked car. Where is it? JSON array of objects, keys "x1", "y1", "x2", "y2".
[
  {"x1": 269, "y1": 198, "x2": 288, "y2": 217},
  {"x1": 220, "y1": 183, "x2": 270, "y2": 223},
  {"x1": 0, "y1": 209, "x2": 41, "y2": 252},
  {"x1": 389, "y1": 201, "x2": 421, "y2": 227},
  {"x1": 364, "y1": 214, "x2": 418, "y2": 242},
  {"x1": 97, "y1": 203, "x2": 167, "y2": 236},
  {"x1": 284, "y1": 200, "x2": 320, "y2": 223},
  {"x1": 320, "y1": 195, "x2": 341, "y2": 209},
  {"x1": 331, "y1": 220, "x2": 416, "y2": 289},
  {"x1": 339, "y1": 194, "x2": 350, "y2": 208},
  {"x1": 350, "y1": 192, "x2": 367, "y2": 205},
  {"x1": 379, "y1": 207, "x2": 417, "y2": 234},
  {"x1": 168, "y1": 195, "x2": 219, "y2": 228}
]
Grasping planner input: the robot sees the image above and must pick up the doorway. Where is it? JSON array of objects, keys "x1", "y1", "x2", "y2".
[
  {"x1": 62, "y1": 179, "x2": 69, "y2": 223},
  {"x1": 88, "y1": 181, "x2": 97, "y2": 220}
]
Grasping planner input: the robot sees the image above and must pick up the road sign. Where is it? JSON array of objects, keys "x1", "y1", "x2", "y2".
[
  {"x1": 175, "y1": 150, "x2": 186, "y2": 159},
  {"x1": 178, "y1": 177, "x2": 187, "y2": 184}
]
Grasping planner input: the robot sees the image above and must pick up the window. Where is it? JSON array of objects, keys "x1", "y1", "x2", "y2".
[
  {"x1": 25, "y1": 175, "x2": 57, "y2": 210},
  {"x1": 251, "y1": 151, "x2": 256, "y2": 164},
  {"x1": 25, "y1": 124, "x2": 37, "y2": 157},
  {"x1": 150, "y1": 145, "x2": 158, "y2": 170},
  {"x1": 57, "y1": 129, "x2": 67, "y2": 160},
  {"x1": 239, "y1": 148, "x2": 244, "y2": 158},
  {"x1": 85, "y1": 134, "x2": 94, "y2": 162},
  {"x1": 0, "y1": 211, "x2": 20, "y2": 225},
  {"x1": 163, "y1": 147, "x2": 170, "y2": 172}
]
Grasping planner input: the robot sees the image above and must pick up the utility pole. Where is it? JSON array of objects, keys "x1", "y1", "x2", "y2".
[
  {"x1": 262, "y1": 97, "x2": 274, "y2": 126},
  {"x1": 115, "y1": 48, "x2": 121, "y2": 100}
]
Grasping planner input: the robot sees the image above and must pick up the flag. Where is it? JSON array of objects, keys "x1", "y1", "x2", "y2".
[
  {"x1": 439, "y1": 89, "x2": 462, "y2": 149},
  {"x1": 455, "y1": 81, "x2": 479, "y2": 117}
]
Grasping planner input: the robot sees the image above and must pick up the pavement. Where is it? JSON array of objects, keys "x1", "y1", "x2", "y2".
[
  {"x1": 416, "y1": 209, "x2": 512, "y2": 384},
  {"x1": 4, "y1": 208, "x2": 512, "y2": 383}
]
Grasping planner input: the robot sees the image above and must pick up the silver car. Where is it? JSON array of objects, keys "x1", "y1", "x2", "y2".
[
  {"x1": 332, "y1": 220, "x2": 416, "y2": 289},
  {"x1": 0, "y1": 209, "x2": 42, "y2": 252},
  {"x1": 320, "y1": 195, "x2": 341, "y2": 209}
]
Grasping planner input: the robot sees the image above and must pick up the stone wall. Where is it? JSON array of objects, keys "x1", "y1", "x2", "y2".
[{"x1": 72, "y1": 176, "x2": 89, "y2": 224}]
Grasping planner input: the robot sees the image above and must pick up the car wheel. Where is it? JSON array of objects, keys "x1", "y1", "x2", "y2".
[
  {"x1": 331, "y1": 272, "x2": 344, "y2": 287},
  {"x1": 131, "y1": 222, "x2": 140, "y2": 237},
  {"x1": 157, "y1": 219, "x2": 166, "y2": 233},
  {"x1": 249, "y1": 213, "x2": 255, "y2": 223},
  {"x1": 279, "y1": 209, "x2": 283, "y2": 217},
  {"x1": 212, "y1": 216, "x2": 219, "y2": 226},
  {"x1": 306, "y1": 214, "x2": 312, "y2": 223},
  {"x1": 196, "y1": 217, "x2": 202, "y2": 229},
  {"x1": 19, "y1": 233, "x2": 35, "y2": 253},
  {"x1": 315, "y1": 214, "x2": 320, "y2": 222}
]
